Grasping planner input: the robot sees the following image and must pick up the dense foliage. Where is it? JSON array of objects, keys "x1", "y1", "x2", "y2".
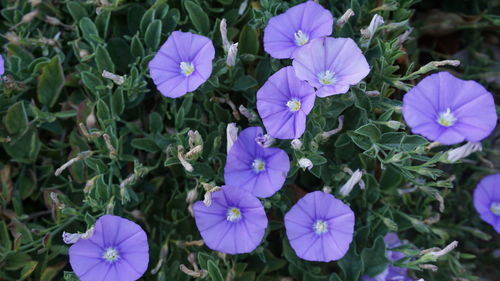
[{"x1": 0, "y1": 0, "x2": 499, "y2": 280}]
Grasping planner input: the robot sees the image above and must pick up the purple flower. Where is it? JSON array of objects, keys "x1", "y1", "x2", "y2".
[
  {"x1": 363, "y1": 233, "x2": 412, "y2": 281},
  {"x1": 474, "y1": 174, "x2": 500, "y2": 233},
  {"x1": 193, "y1": 186, "x2": 268, "y2": 254},
  {"x1": 263, "y1": 1, "x2": 333, "y2": 59},
  {"x1": 69, "y1": 215, "x2": 149, "y2": 281},
  {"x1": 149, "y1": 31, "x2": 215, "y2": 98},
  {"x1": 292, "y1": 37, "x2": 370, "y2": 97},
  {"x1": 0, "y1": 54, "x2": 4, "y2": 76},
  {"x1": 402, "y1": 72, "x2": 497, "y2": 145},
  {"x1": 284, "y1": 191, "x2": 355, "y2": 262},
  {"x1": 256, "y1": 66, "x2": 316, "y2": 139},
  {"x1": 224, "y1": 127, "x2": 290, "y2": 198}
]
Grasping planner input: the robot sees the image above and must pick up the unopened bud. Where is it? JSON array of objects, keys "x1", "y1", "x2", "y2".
[
  {"x1": 226, "y1": 123, "x2": 239, "y2": 153},
  {"x1": 446, "y1": 142, "x2": 482, "y2": 162},
  {"x1": 298, "y1": 158, "x2": 313, "y2": 170},
  {"x1": 361, "y1": 14, "x2": 384, "y2": 39},
  {"x1": 291, "y1": 139, "x2": 302, "y2": 150},
  {"x1": 226, "y1": 43, "x2": 238, "y2": 67},
  {"x1": 188, "y1": 130, "x2": 203, "y2": 149},
  {"x1": 186, "y1": 188, "x2": 198, "y2": 203},
  {"x1": 102, "y1": 70, "x2": 125, "y2": 85},
  {"x1": 336, "y1": 9, "x2": 355, "y2": 28},
  {"x1": 220, "y1": 19, "x2": 231, "y2": 51},
  {"x1": 339, "y1": 169, "x2": 364, "y2": 196},
  {"x1": 239, "y1": 105, "x2": 258, "y2": 121}
]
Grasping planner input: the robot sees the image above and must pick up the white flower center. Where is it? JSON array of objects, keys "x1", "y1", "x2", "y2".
[
  {"x1": 286, "y1": 99, "x2": 301, "y2": 112},
  {"x1": 103, "y1": 247, "x2": 119, "y2": 262},
  {"x1": 252, "y1": 159, "x2": 266, "y2": 172},
  {"x1": 317, "y1": 70, "x2": 336, "y2": 85},
  {"x1": 294, "y1": 30, "x2": 309, "y2": 46},
  {"x1": 313, "y1": 220, "x2": 328, "y2": 235},
  {"x1": 227, "y1": 207, "x2": 242, "y2": 222},
  {"x1": 437, "y1": 108, "x2": 457, "y2": 127},
  {"x1": 180, "y1": 61, "x2": 195, "y2": 76},
  {"x1": 490, "y1": 202, "x2": 500, "y2": 215}
]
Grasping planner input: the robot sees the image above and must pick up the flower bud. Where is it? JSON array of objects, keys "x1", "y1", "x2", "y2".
[
  {"x1": 220, "y1": 18, "x2": 231, "y2": 51},
  {"x1": 226, "y1": 123, "x2": 239, "y2": 153},
  {"x1": 339, "y1": 169, "x2": 364, "y2": 197},
  {"x1": 226, "y1": 43, "x2": 238, "y2": 67},
  {"x1": 361, "y1": 14, "x2": 385, "y2": 39},
  {"x1": 291, "y1": 139, "x2": 302, "y2": 150},
  {"x1": 298, "y1": 158, "x2": 313, "y2": 170},
  {"x1": 336, "y1": 9, "x2": 355, "y2": 28},
  {"x1": 446, "y1": 142, "x2": 482, "y2": 162}
]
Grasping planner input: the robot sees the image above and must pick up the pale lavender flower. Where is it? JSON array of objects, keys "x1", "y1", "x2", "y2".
[
  {"x1": 474, "y1": 174, "x2": 500, "y2": 233},
  {"x1": 402, "y1": 72, "x2": 497, "y2": 145},
  {"x1": 292, "y1": 37, "x2": 370, "y2": 97},
  {"x1": 257, "y1": 66, "x2": 316, "y2": 139},
  {"x1": 224, "y1": 127, "x2": 290, "y2": 198},
  {"x1": 263, "y1": 1, "x2": 334, "y2": 59},
  {"x1": 284, "y1": 191, "x2": 355, "y2": 262},
  {"x1": 193, "y1": 186, "x2": 268, "y2": 254},
  {"x1": 149, "y1": 31, "x2": 215, "y2": 98},
  {"x1": 69, "y1": 215, "x2": 149, "y2": 281}
]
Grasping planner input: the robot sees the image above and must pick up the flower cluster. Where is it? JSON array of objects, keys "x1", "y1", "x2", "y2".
[{"x1": 60, "y1": 0, "x2": 499, "y2": 279}]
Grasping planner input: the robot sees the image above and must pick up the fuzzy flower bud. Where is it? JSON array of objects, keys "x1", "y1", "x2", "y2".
[
  {"x1": 102, "y1": 70, "x2": 125, "y2": 85},
  {"x1": 298, "y1": 158, "x2": 313, "y2": 170},
  {"x1": 239, "y1": 105, "x2": 258, "y2": 121},
  {"x1": 186, "y1": 188, "x2": 198, "y2": 204},
  {"x1": 226, "y1": 123, "x2": 239, "y2": 153},
  {"x1": 226, "y1": 43, "x2": 238, "y2": 67},
  {"x1": 336, "y1": 9, "x2": 355, "y2": 28},
  {"x1": 238, "y1": 0, "x2": 248, "y2": 15},
  {"x1": 339, "y1": 169, "x2": 364, "y2": 197},
  {"x1": 446, "y1": 142, "x2": 482, "y2": 162},
  {"x1": 291, "y1": 139, "x2": 303, "y2": 150},
  {"x1": 361, "y1": 14, "x2": 384, "y2": 39},
  {"x1": 220, "y1": 18, "x2": 231, "y2": 51}
]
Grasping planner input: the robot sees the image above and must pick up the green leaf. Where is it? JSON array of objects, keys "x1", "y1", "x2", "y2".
[
  {"x1": 19, "y1": 261, "x2": 38, "y2": 280},
  {"x1": 131, "y1": 138, "x2": 161, "y2": 153},
  {"x1": 400, "y1": 135, "x2": 428, "y2": 151},
  {"x1": 207, "y1": 260, "x2": 224, "y2": 281},
  {"x1": 95, "y1": 9, "x2": 111, "y2": 38},
  {"x1": 4, "y1": 101, "x2": 28, "y2": 134},
  {"x1": 40, "y1": 262, "x2": 66, "y2": 281},
  {"x1": 233, "y1": 75, "x2": 258, "y2": 91},
  {"x1": 131, "y1": 34, "x2": 145, "y2": 58},
  {"x1": 96, "y1": 99, "x2": 111, "y2": 123},
  {"x1": 66, "y1": 2, "x2": 88, "y2": 22},
  {"x1": 5, "y1": 252, "x2": 32, "y2": 270},
  {"x1": 145, "y1": 20, "x2": 162, "y2": 50},
  {"x1": 354, "y1": 123, "x2": 381, "y2": 142},
  {"x1": 339, "y1": 246, "x2": 364, "y2": 281},
  {"x1": 239, "y1": 25, "x2": 259, "y2": 55},
  {"x1": 111, "y1": 89, "x2": 125, "y2": 116},
  {"x1": 140, "y1": 8, "x2": 155, "y2": 34},
  {"x1": 0, "y1": 220, "x2": 12, "y2": 252},
  {"x1": 37, "y1": 56, "x2": 64, "y2": 108},
  {"x1": 79, "y1": 17, "x2": 100, "y2": 47},
  {"x1": 95, "y1": 45, "x2": 115, "y2": 73},
  {"x1": 361, "y1": 236, "x2": 389, "y2": 277},
  {"x1": 81, "y1": 71, "x2": 103, "y2": 95},
  {"x1": 184, "y1": 1, "x2": 210, "y2": 34}
]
